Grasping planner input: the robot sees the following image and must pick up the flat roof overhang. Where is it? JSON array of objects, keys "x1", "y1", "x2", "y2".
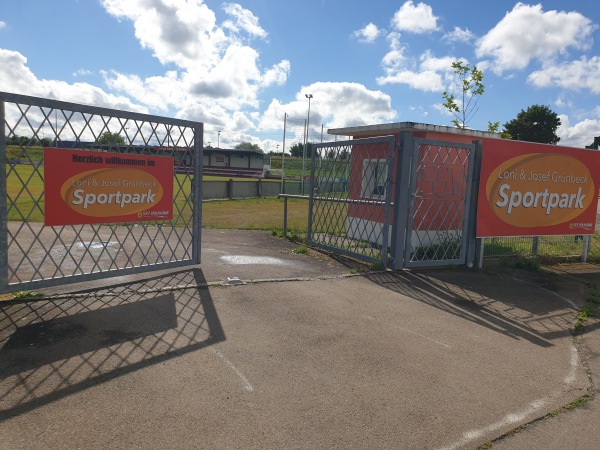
[{"x1": 327, "y1": 121, "x2": 501, "y2": 139}]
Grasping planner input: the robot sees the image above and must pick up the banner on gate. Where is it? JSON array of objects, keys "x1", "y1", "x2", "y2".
[
  {"x1": 44, "y1": 148, "x2": 174, "y2": 226},
  {"x1": 477, "y1": 140, "x2": 600, "y2": 237}
]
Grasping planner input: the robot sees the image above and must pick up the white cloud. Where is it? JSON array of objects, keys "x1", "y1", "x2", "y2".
[
  {"x1": 0, "y1": 49, "x2": 143, "y2": 112},
  {"x1": 99, "y1": 0, "x2": 289, "y2": 118},
  {"x1": 557, "y1": 114, "x2": 600, "y2": 148},
  {"x1": 353, "y1": 23, "x2": 382, "y2": 44},
  {"x1": 259, "y1": 82, "x2": 397, "y2": 132},
  {"x1": 476, "y1": 3, "x2": 596, "y2": 73},
  {"x1": 222, "y1": 3, "x2": 267, "y2": 39},
  {"x1": 442, "y1": 26, "x2": 475, "y2": 44},
  {"x1": 554, "y1": 96, "x2": 574, "y2": 109},
  {"x1": 0, "y1": 21, "x2": 6, "y2": 30},
  {"x1": 73, "y1": 69, "x2": 93, "y2": 77},
  {"x1": 378, "y1": 50, "x2": 457, "y2": 92},
  {"x1": 391, "y1": 1, "x2": 438, "y2": 34},
  {"x1": 528, "y1": 57, "x2": 600, "y2": 94}
]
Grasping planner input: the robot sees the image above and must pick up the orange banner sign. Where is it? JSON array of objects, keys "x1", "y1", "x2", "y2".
[
  {"x1": 477, "y1": 140, "x2": 600, "y2": 237},
  {"x1": 44, "y1": 148, "x2": 174, "y2": 226}
]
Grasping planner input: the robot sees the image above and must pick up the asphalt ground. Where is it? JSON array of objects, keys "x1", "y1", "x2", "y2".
[{"x1": 0, "y1": 229, "x2": 599, "y2": 449}]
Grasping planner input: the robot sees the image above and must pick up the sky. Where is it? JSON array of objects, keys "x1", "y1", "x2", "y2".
[{"x1": 1, "y1": 0, "x2": 600, "y2": 152}]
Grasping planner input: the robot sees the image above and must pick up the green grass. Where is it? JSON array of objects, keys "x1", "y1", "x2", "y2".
[
  {"x1": 6, "y1": 164, "x2": 299, "y2": 227},
  {"x1": 203, "y1": 197, "x2": 308, "y2": 231}
]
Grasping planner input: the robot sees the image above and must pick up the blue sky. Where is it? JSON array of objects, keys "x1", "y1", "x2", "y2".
[{"x1": 1, "y1": 0, "x2": 599, "y2": 152}]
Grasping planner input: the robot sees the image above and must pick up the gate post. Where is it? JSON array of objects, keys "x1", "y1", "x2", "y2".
[
  {"x1": 390, "y1": 132, "x2": 413, "y2": 270},
  {"x1": 192, "y1": 123, "x2": 203, "y2": 264},
  {"x1": 465, "y1": 140, "x2": 483, "y2": 268},
  {"x1": 0, "y1": 98, "x2": 7, "y2": 290}
]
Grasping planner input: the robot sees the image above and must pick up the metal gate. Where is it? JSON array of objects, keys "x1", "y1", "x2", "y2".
[
  {"x1": 401, "y1": 138, "x2": 476, "y2": 268},
  {"x1": 1, "y1": 92, "x2": 203, "y2": 294},
  {"x1": 307, "y1": 137, "x2": 395, "y2": 267}
]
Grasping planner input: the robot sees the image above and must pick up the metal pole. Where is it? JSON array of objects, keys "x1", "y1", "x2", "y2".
[
  {"x1": 581, "y1": 235, "x2": 591, "y2": 262},
  {"x1": 192, "y1": 123, "x2": 204, "y2": 264},
  {"x1": 0, "y1": 98, "x2": 8, "y2": 291},
  {"x1": 281, "y1": 113, "x2": 287, "y2": 193},
  {"x1": 532, "y1": 236, "x2": 540, "y2": 256},
  {"x1": 301, "y1": 119, "x2": 307, "y2": 195},
  {"x1": 302, "y1": 94, "x2": 313, "y2": 195},
  {"x1": 283, "y1": 197, "x2": 288, "y2": 237}
]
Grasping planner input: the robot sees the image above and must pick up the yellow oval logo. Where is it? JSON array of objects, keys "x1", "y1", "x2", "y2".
[
  {"x1": 60, "y1": 168, "x2": 164, "y2": 218},
  {"x1": 486, "y1": 153, "x2": 594, "y2": 228}
]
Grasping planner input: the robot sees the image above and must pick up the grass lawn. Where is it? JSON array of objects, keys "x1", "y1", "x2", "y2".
[
  {"x1": 203, "y1": 197, "x2": 308, "y2": 232},
  {"x1": 5, "y1": 164, "x2": 307, "y2": 231}
]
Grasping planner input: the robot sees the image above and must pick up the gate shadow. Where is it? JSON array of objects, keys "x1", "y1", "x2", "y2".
[
  {"x1": 0, "y1": 268, "x2": 223, "y2": 421},
  {"x1": 364, "y1": 268, "x2": 584, "y2": 347}
]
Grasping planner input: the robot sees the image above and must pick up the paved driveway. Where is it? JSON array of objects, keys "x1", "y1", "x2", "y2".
[{"x1": 0, "y1": 231, "x2": 597, "y2": 449}]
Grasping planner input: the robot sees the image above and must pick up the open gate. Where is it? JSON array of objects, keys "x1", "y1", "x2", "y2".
[
  {"x1": 1, "y1": 92, "x2": 203, "y2": 294},
  {"x1": 306, "y1": 132, "x2": 480, "y2": 270},
  {"x1": 307, "y1": 137, "x2": 395, "y2": 268}
]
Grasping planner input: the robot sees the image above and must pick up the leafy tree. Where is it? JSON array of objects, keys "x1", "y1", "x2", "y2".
[
  {"x1": 442, "y1": 61, "x2": 485, "y2": 129},
  {"x1": 289, "y1": 142, "x2": 303, "y2": 158},
  {"x1": 98, "y1": 131, "x2": 125, "y2": 145},
  {"x1": 6, "y1": 135, "x2": 52, "y2": 146},
  {"x1": 503, "y1": 105, "x2": 561, "y2": 144},
  {"x1": 289, "y1": 142, "x2": 315, "y2": 158},
  {"x1": 487, "y1": 121, "x2": 512, "y2": 140},
  {"x1": 235, "y1": 141, "x2": 262, "y2": 152}
]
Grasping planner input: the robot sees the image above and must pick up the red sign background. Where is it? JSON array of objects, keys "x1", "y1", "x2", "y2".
[
  {"x1": 477, "y1": 140, "x2": 600, "y2": 237},
  {"x1": 44, "y1": 148, "x2": 174, "y2": 226}
]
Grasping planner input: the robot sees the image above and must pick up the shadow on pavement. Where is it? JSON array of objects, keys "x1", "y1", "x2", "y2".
[
  {"x1": 365, "y1": 268, "x2": 581, "y2": 348},
  {"x1": 0, "y1": 268, "x2": 224, "y2": 421}
]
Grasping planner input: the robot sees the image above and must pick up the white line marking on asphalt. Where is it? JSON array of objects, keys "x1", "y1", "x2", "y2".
[
  {"x1": 439, "y1": 326, "x2": 583, "y2": 449},
  {"x1": 221, "y1": 255, "x2": 298, "y2": 266},
  {"x1": 364, "y1": 315, "x2": 451, "y2": 348},
  {"x1": 438, "y1": 396, "x2": 554, "y2": 450},
  {"x1": 506, "y1": 275, "x2": 579, "y2": 309},
  {"x1": 565, "y1": 345, "x2": 579, "y2": 385},
  {"x1": 211, "y1": 348, "x2": 254, "y2": 392}
]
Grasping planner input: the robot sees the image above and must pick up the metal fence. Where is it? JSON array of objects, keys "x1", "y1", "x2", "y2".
[
  {"x1": 1, "y1": 92, "x2": 202, "y2": 293},
  {"x1": 482, "y1": 235, "x2": 592, "y2": 261},
  {"x1": 307, "y1": 137, "x2": 395, "y2": 267}
]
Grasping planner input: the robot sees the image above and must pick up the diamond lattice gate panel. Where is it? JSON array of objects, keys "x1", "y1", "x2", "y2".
[
  {"x1": 403, "y1": 138, "x2": 474, "y2": 268},
  {"x1": 0, "y1": 92, "x2": 203, "y2": 293},
  {"x1": 307, "y1": 137, "x2": 395, "y2": 267}
]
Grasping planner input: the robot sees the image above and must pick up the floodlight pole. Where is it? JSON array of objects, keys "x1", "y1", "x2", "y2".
[{"x1": 302, "y1": 93, "x2": 313, "y2": 195}]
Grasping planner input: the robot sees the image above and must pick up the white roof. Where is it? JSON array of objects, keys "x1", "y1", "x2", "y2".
[{"x1": 327, "y1": 121, "x2": 501, "y2": 139}]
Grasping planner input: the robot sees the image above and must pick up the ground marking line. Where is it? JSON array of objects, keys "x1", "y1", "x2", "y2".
[
  {"x1": 211, "y1": 348, "x2": 254, "y2": 392},
  {"x1": 364, "y1": 315, "x2": 452, "y2": 348},
  {"x1": 439, "y1": 277, "x2": 585, "y2": 450}
]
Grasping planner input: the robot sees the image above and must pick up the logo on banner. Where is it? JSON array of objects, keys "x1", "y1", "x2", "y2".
[
  {"x1": 485, "y1": 153, "x2": 595, "y2": 228},
  {"x1": 60, "y1": 168, "x2": 165, "y2": 218}
]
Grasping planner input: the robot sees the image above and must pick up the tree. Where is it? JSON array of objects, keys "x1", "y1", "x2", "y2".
[
  {"x1": 98, "y1": 131, "x2": 125, "y2": 145},
  {"x1": 487, "y1": 121, "x2": 512, "y2": 140},
  {"x1": 503, "y1": 105, "x2": 561, "y2": 144},
  {"x1": 442, "y1": 61, "x2": 485, "y2": 129},
  {"x1": 289, "y1": 142, "x2": 315, "y2": 158},
  {"x1": 289, "y1": 142, "x2": 304, "y2": 158},
  {"x1": 235, "y1": 141, "x2": 262, "y2": 152}
]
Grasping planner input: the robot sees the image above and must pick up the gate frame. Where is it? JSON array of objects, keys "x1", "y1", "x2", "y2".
[
  {"x1": 0, "y1": 92, "x2": 203, "y2": 294},
  {"x1": 391, "y1": 133, "x2": 481, "y2": 269},
  {"x1": 404, "y1": 138, "x2": 475, "y2": 268},
  {"x1": 307, "y1": 136, "x2": 396, "y2": 268}
]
